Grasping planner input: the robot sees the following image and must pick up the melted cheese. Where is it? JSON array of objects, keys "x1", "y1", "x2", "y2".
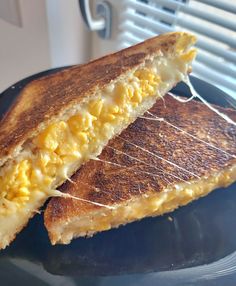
[
  {"x1": 53, "y1": 164, "x2": 236, "y2": 244},
  {"x1": 0, "y1": 50, "x2": 196, "y2": 215}
]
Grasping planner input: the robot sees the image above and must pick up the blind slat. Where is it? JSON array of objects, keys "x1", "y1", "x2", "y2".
[
  {"x1": 128, "y1": 0, "x2": 176, "y2": 24},
  {"x1": 119, "y1": 32, "x2": 142, "y2": 46},
  {"x1": 128, "y1": 0, "x2": 236, "y2": 31},
  {"x1": 197, "y1": 38, "x2": 236, "y2": 63},
  {"x1": 127, "y1": 0, "x2": 236, "y2": 47},
  {"x1": 177, "y1": 18, "x2": 236, "y2": 48},
  {"x1": 196, "y1": 54, "x2": 236, "y2": 79},
  {"x1": 119, "y1": 23, "x2": 236, "y2": 79},
  {"x1": 180, "y1": 3, "x2": 236, "y2": 31},
  {"x1": 118, "y1": 0, "x2": 236, "y2": 98},
  {"x1": 120, "y1": 11, "x2": 172, "y2": 33},
  {"x1": 121, "y1": 11, "x2": 236, "y2": 63},
  {"x1": 119, "y1": 21, "x2": 155, "y2": 41},
  {"x1": 197, "y1": 0, "x2": 236, "y2": 14},
  {"x1": 194, "y1": 62, "x2": 236, "y2": 92}
]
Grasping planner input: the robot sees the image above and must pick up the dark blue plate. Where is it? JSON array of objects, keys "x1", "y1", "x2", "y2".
[{"x1": 0, "y1": 69, "x2": 236, "y2": 286}]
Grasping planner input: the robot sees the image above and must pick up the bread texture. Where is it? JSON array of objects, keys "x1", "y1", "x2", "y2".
[
  {"x1": 0, "y1": 32, "x2": 196, "y2": 249},
  {"x1": 0, "y1": 32, "x2": 196, "y2": 166},
  {"x1": 45, "y1": 95, "x2": 236, "y2": 245}
]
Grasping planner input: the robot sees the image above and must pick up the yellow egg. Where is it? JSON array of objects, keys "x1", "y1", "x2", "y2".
[
  {"x1": 131, "y1": 90, "x2": 142, "y2": 103},
  {"x1": 180, "y1": 49, "x2": 197, "y2": 62},
  {"x1": 35, "y1": 121, "x2": 67, "y2": 151},
  {"x1": 77, "y1": 132, "x2": 88, "y2": 144},
  {"x1": 102, "y1": 114, "x2": 116, "y2": 122},
  {"x1": 18, "y1": 187, "x2": 30, "y2": 197},
  {"x1": 114, "y1": 83, "x2": 127, "y2": 105},
  {"x1": 0, "y1": 65, "x2": 164, "y2": 213},
  {"x1": 67, "y1": 114, "x2": 83, "y2": 133},
  {"x1": 107, "y1": 105, "x2": 119, "y2": 114},
  {"x1": 88, "y1": 98, "x2": 104, "y2": 117},
  {"x1": 17, "y1": 160, "x2": 31, "y2": 186}
]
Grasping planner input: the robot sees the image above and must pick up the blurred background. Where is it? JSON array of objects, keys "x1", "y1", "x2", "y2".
[{"x1": 0, "y1": 0, "x2": 235, "y2": 98}]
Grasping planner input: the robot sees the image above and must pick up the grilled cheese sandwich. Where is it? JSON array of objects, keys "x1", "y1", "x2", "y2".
[
  {"x1": 45, "y1": 95, "x2": 236, "y2": 245},
  {"x1": 0, "y1": 32, "x2": 196, "y2": 249}
]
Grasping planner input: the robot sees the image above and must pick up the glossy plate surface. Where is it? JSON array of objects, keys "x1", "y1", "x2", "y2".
[{"x1": 0, "y1": 68, "x2": 235, "y2": 286}]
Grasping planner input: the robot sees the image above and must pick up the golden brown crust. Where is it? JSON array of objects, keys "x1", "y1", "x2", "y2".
[
  {"x1": 0, "y1": 32, "x2": 196, "y2": 166},
  {"x1": 45, "y1": 95, "x2": 236, "y2": 236}
]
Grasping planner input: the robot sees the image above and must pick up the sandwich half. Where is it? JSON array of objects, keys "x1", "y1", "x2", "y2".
[
  {"x1": 45, "y1": 95, "x2": 236, "y2": 245},
  {"x1": 0, "y1": 32, "x2": 196, "y2": 249}
]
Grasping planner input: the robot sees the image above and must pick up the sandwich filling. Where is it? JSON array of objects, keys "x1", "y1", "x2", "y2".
[
  {"x1": 0, "y1": 50, "x2": 196, "y2": 215},
  {"x1": 50, "y1": 164, "x2": 236, "y2": 244}
]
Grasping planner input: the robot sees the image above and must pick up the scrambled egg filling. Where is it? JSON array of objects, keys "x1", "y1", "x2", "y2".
[
  {"x1": 0, "y1": 68, "x2": 160, "y2": 212},
  {"x1": 0, "y1": 50, "x2": 196, "y2": 214}
]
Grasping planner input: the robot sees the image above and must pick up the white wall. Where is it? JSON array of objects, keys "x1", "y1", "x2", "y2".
[
  {"x1": 46, "y1": 0, "x2": 91, "y2": 68},
  {"x1": 0, "y1": 0, "x2": 91, "y2": 93},
  {"x1": 0, "y1": 0, "x2": 51, "y2": 92}
]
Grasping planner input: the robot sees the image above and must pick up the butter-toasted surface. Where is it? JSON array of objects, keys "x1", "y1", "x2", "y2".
[
  {"x1": 45, "y1": 95, "x2": 236, "y2": 244},
  {"x1": 0, "y1": 32, "x2": 196, "y2": 166},
  {"x1": 0, "y1": 61, "x2": 184, "y2": 211}
]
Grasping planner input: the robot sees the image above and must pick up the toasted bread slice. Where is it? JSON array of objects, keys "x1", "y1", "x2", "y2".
[
  {"x1": 45, "y1": 95, "x2": 236, "y2": 245},
  {"x1": 0, "y1": 32, "x2": 196, "y2": 249}
]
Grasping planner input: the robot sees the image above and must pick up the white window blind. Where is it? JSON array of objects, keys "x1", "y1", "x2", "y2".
[{"x1": 116, "y1": 0, "x2": 236, "y2": 98}]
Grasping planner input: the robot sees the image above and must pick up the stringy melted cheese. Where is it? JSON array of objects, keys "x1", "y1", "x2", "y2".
[
  {"x1": 50, "y1": 164, "x2": 236, "y2": 244},
  {"x1": 0, "y1": 50, "x2": 196, "y2": 215}
]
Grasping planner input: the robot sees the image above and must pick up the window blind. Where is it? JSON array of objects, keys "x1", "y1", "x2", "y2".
[{"x1": 116, "y1": 0, "x2": 236, "y2": 98}]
